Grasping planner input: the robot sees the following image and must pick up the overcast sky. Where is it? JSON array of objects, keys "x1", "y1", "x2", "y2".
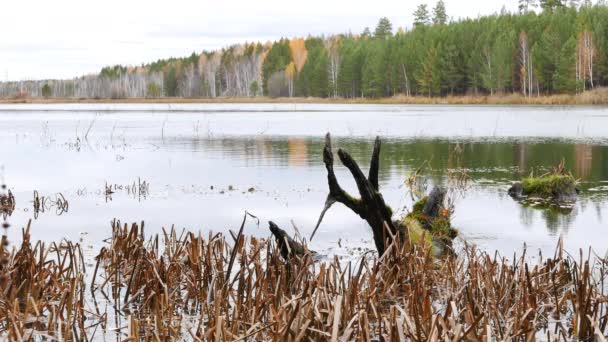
[{"x1": 1, "y1": 0, "x2": 516, "y2": 81}]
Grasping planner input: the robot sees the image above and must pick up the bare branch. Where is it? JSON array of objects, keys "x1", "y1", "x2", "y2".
[
  {"x1": 369, "y1": 136, "x2": 381, "y2": 191},
  {"x1": 338, "y1": 149, "x2": 375, "y2": 203},
  {"x1": 313, "y1": 133, "x2": 396, "y2": 255},
  {"x1": 310, "y1": 196, "x2": 336, "y2": 241}
]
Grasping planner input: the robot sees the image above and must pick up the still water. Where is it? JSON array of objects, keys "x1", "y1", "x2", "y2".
[{"x1": 0, "y1": 103, "x2": 607, "y2": 256}]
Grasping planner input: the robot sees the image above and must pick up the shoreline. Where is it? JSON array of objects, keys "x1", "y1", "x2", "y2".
[{"x1": 2, "y1": 89, "x2": 608, "y2": 106}]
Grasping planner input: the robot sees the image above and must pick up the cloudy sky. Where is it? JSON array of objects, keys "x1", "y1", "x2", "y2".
[{"x1": 1, "y1": 0, "x2": 516, "y2": 81}]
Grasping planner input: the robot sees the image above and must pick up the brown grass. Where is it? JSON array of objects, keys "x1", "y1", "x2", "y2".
[
  {"x1": 1, "y1": 219, "x2": 608, "y2": 340},
  {"x1": 0, "y1": 222, "x2": 87, "y2": 340},
  {"x1": 2, "y1": 88, "x2": 608, "y2": 105}
]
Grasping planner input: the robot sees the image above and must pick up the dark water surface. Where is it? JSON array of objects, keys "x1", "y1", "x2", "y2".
[{"x1": 0, "y1": 103, "x2": 607, "y2": 256}]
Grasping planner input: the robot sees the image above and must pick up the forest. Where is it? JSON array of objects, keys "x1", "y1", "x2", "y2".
[{"x1": 1, "y1": 0, "x2": 608, "y2": 99}]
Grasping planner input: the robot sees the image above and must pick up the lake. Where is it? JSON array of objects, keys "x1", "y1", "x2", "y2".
[{"x1": 0, "y1": 103, "x2": 607, "y2": 257}]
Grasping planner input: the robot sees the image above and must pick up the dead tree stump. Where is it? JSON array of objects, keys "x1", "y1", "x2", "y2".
[
  {"x1": 310, "y1": 133, "x2": 397, "y2": 255},
  {"x1": 269, "y1": 221, "x2": 307, "y2": 259},
  {"x1": 422, "y1": 187, "x2": 446, "y2": 222}
]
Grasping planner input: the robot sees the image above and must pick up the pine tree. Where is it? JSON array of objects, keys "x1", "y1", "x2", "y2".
[
  {"x1": 374, "y1": 17, "x2": 393, "y2": 39},
  {"x1": 261, "y1": 39, "x2": 292, "y2": 94},
  {"x1": 440, "y1": 43, "x2": 462, "y2": 94},
  {"x1": 413, "y1": 4, "x2": 430, "y2": 28},
  {"x1": 593, "y1": 11, "x2": 608, "y2": 85},
  {"x1": 361, "y1": 27, "x2": 372, "y2": 38},
  {"x1": 362, "y1": 43, "x2": 387, "y2": 97},
  {"x1": 338, "y1": 40, "x2": 364, "y2": 97},
  {"x1": 164, "y1": 66, "x2": 178, "y2": 97},
  {"x1": 540, "y1": 0, "x2": 564, "y2": 12},
  {"x1": 249, "y1": 81, "x2": 259, "y2": 96},
  {"x1": 41, "y1": 84, "x2": 52, "y2": 98},
  {"x1": 554, "y1": 37, "x2": 578, "y2": 92},
  {"x1": 311, "y1": 51, "x2": 329, "y2": 97},
  {"x1": 518, "y1": 0, "x2": 537, "y2": 13},
  {"x1": 417, "y1": 46, "x2": 441, "y2": 96},
  {"x1": 532, "y1": 27, "x2": 561, "y2": 93},
  {"x1": 295, "y1": 38, "x2": 326, "y2": 97},
  {"x1": 494, "y1": 31, "x2": 516, "y2": 93},
  {"x1": 433, "y1": 0, "x2": 448, "y2": 25}
]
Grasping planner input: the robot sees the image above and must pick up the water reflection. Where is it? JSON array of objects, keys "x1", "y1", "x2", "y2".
[
  {"x1": 288, "y1": 139, "x2": 308, "y2": 167},
  {"x1": 575, "y1": 144, "x2": 593, "y2": 179},
  {"x1": 32, "y1": 191, "x2": 69, "y2": 219},
  {"x1": 1, "y1": 107, "x2": 607, "y2": 256},
  {"x1": 184, "y1": 136, "x2": 608, "y2": 182},
  {"x1": 171, "y1": 135, "x2": 608, "y2": 238},
  {"x1": 0, "y1": 190, "x2": 15, "y2": 220}
]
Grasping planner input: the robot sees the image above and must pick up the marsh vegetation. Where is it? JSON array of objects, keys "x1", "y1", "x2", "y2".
[
  {"x1": 2, "y1": 217, "x2": 608, "y2": 340},
  {"x1": 0, "y1": 104, "x2": 607, "y2": 339}
]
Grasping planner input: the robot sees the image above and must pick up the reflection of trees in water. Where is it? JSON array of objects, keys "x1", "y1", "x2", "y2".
[
  {"x1": 541, "y1": 206, "x2": 577, "y2": 235},
  {"x1": 516, "y1": 143, "x2": 529, "y2": 174},
  {"x1": 183, "y1": 136, "x2": 608, "y2": 183},
  {"x1": 595, "y1": 202, "x2": 603, "y2": 223},
  {"x1": 179, "y1": 135, "x2": 608, "y2": 236},
  {"x1": 519, "y1": 203, "x2": 535, "y2": 228},
  {"x1": 517, "y1": 202, "x2": 579, "y2": 235},
  {"x1": 288, "y1": 139, "x2": 308, "y2": 167},
  {"x1": 581, "y1": 195, "x2": 606, "y2": 223},
  {"x1": 575, "y1": 144, "x2": 593, "y2": 179}
]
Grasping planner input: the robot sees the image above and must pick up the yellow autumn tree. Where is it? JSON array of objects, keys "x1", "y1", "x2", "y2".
[{"x1": 289, "y1": 38, "x2": 308, "y2": 72}]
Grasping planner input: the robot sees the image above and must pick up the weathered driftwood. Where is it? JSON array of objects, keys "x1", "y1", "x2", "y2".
[
  {"x1": 268, "y1": 221, "x2": 307, "y2": 259},
  {"x1": 310, "y1": 133, "x2": 397, "y2": 255}
]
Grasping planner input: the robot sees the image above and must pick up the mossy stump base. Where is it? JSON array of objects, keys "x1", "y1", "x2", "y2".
[
  {"x1": 310, "y1": 134, "x2": 459, "y2": 256},
  {"x1": 398, "y1": 187, "x2": 458, "y2": 254}
]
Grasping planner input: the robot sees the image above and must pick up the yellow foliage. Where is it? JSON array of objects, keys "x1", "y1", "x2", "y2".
[
  {"x1": 289, "y1": 38, "x2": 308, "y2": 72},
  {"x1": 285, "y1": 62, "x2": 296, "y2": 80}
]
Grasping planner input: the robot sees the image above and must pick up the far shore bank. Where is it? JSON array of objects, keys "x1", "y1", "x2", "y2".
[{"x1": 1, "y1": 88, "x2": 608, "y2": 106}]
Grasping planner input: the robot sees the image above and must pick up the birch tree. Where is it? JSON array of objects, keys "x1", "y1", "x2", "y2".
[
  {"x1": 577, "y1": 30, "x2": 595, "y2": 89},
  {"x1": 519, "y1": 31, "x2": 535, "y2": 97}
]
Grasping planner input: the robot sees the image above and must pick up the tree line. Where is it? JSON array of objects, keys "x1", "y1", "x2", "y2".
[{"x1": 2, "y1": 0, "x2": 607, "y2": 99}]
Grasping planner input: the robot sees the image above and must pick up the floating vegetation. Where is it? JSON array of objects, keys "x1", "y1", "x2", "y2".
[
  {"x1": 510, "y1": 160, "x2": 580, "y2": 209},
  {"x1": 105, "y1": 178, "x2": 150, "y2": 202},
  {"x1": 521, "y1": 174, "x2": 578, "y2": 198},
  {"x1": 32, "y1": 190, "x2": 69, "y2": 219},
  {"x1": 1, "y1": 219, "x2": 608, "y2": 340}
]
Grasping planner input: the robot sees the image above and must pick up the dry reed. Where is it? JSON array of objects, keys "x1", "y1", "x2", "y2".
[{"x1": 1, "y1": 218, "x2": 608, "y2": 340}]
